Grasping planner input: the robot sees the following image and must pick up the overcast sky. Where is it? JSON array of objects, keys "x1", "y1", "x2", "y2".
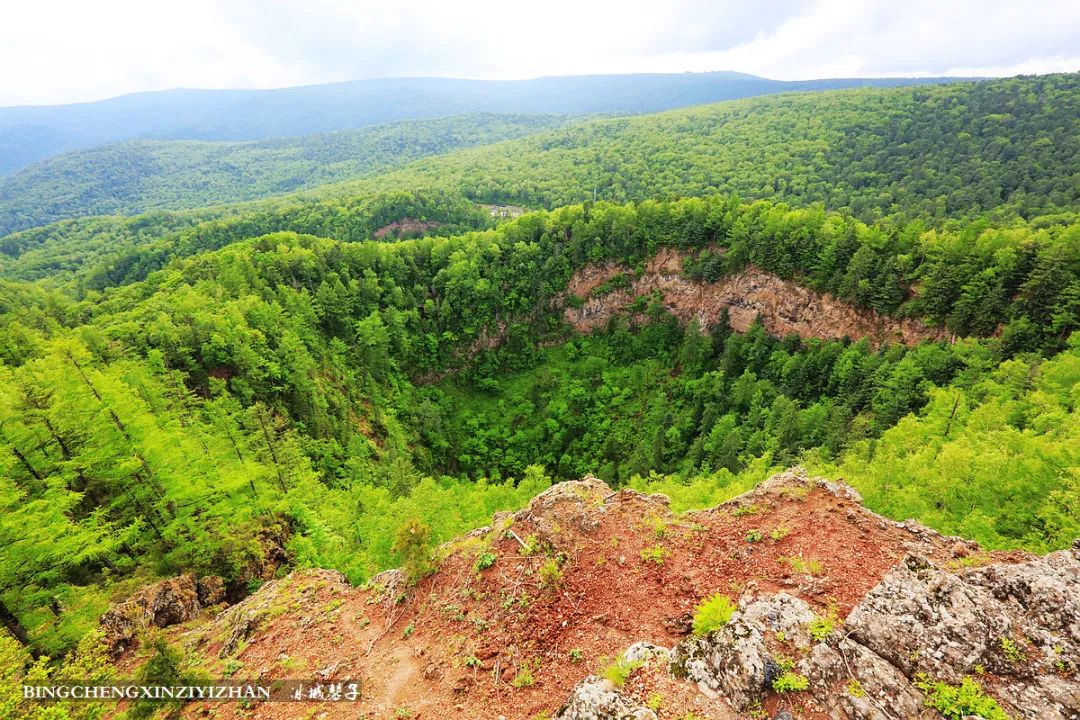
[{"x1": 3, "y1": 0, "x2": 1079, "y2": 106}]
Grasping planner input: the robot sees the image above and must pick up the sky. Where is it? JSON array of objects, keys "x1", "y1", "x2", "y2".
[{"x1": 2, "y1": 0, "x2": 1079, "y2": 106}]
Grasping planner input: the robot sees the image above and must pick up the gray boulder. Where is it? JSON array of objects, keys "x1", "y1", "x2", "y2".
[
  {"x1": 841, "y1": 551, "x2": 1080, "y2": 719},
  {"x1": 554, "y1": 676, "x2": 657, "y2": 720},
  {"x1": 670, "y1": 593, "x2": 814, "y2": 711}
]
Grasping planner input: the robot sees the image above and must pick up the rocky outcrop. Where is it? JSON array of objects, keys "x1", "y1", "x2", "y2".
[
  {"x1": 99, "y1": 575, "x2": 204, "y2": 657},
  {"x1": 635, "y1": 547, "x2": 1080, "y2": 719},
  {"x1": 196, "y1": 575, "x2": 226, "y2": 606},
  {"x1": 555, "y1": 677, "x2": 657, "y2": 720},
  {"x1": 517, "y1": 475, "x2": 612, "y2": 526},
  {"x1": 372, "y1": 218, "x2": 441, "y2": 239},
  {"x1": 213, "y1": 569, "x2": 350, "y2": 658},
  {"x1": 836, "y1": 550, "x2": 1080, "y2": 719},
  {"x1": 671, "y1": 594, "x2": 815, "y2": 711},
  {"x1": 563, "y1": 250, "x2": 947, "y2": 348},
  {"x1": 136, "y1": 468, "x2": 1076, "y2": 720},
  {"x1": 806, "y1": 638, "x2": 939, "y2": 719}
]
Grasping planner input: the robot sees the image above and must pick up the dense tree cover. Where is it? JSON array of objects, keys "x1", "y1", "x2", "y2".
[
  {"x1": 0, "y1": 190, "x2": 494, "y2": 286},
  {"x1": 5, "y1": 74, "x2": 1076, "y2": 288},
  {"x1": 312, "y1": 74, "x2": 1080, "y2": 224},
  {"x1": 0, "y1": 332, "x2": 550, "y2": 656},
  {"x1": 632, "y1": 335, "x2": 1080, "y2": 555},
  {"x1": 0, "y1": 114, "x2": 568, "y2": 235},
  {"x1": 0, "y1": 71, "x2": 965, "y2": 175},
  {"x1": 430, "y1": 319, "x2": 987, "y2": 481},
  {"x1": 811, "y1": 335, "x2": 1080, "y2": 552},
  {"x1": 0, "y1": 212, "x2": 217, "y2": 283},
  {"x1": 1, "y1": 631, "x2": 111, "y2": 720},
  {"x1": 2, "y1": 193, "x2": 1079, "y2": 660}
]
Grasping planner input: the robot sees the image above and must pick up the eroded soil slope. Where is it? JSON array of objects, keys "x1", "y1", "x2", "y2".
[{"x1": 96, "y1": 469, "x2": 1080, "y2": 720}]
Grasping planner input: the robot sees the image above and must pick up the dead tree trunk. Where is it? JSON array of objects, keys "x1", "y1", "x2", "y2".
[{"x1": 0, "y1": 598, "x2": 33, "y2": 651}]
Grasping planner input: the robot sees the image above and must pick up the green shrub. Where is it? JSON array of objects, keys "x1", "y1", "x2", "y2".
[
  {"x1": 640, "y1": 545, "x2": 669, "y2": 564},
  {"x1": 518, "y1": 534, "x2": 542, "y2": 556},
  {"x1": 538, "y1": 558, "x2": 564, "y2": 589},
  {"x1": 130, "y1": 637, "x2": 210, "y2": 719},
  {"x1": 474, "y1": 551, "x2": 497, "y2": 571},
  {"x1": 781, "y1": 555, "x2": 823, "y2": 576},
  {"x1": 392, "y1": 518, "x2": 434, "y2": 583},
  {"x1": 999, "y1": 636, "x2": 1027, "y2": 663},
  {"x1": 807, "y1": 612, "x2": 835, "y2": 642},
  {"x1": 913, "y1": 675, "x2": 1010, "y2": 720},
  {"x1": 692, "y1": 593, "x2": 736, "y2": 636},
  {"x1": 511, "y1": 663, "x2": 537, "y2": 688},
  {"x1": 603, "y1": 653, "x2": 644, "y2": 687},
  {"x1": 772, "y1": 671, "x2": 809, "y2": 693}
]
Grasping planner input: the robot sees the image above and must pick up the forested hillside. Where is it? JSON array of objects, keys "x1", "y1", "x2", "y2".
[
  {"x1": 0, "y1": 71, "x2": 967, "y2": 175},
  {"x1": 4, "y1": 74, "x2": 1076, "y2": 290},
  {"x1": 0, "y1": 190, "x2": 494, "y2": 285},
  {"x1": 0, "y1": 114, "x2": 567, "y2": 236},
  {"x1": 314, "y1": 73, "x2": 1080, "y2": 224},
  {"x1": 3, "y1": 192, "x2": 1079, "y2": 657}
]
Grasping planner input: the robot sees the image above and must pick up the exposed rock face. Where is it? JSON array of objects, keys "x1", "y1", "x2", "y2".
[
  {"x1": 663, "y1": 549, "x2": 1080, "y2": 719},
  {"x1": 838, "y1": 550, "x2": 1080, "y2": 719},
  {"x1": 671, "y1": 594, "x2": 815, "y2": 711},
  {"x1": 560, "y1": 472, "x2": 1080, "y2": 719},
  {"x1": 555, "y1": 676, "x2": 657, "y2": 720},
  {"x1": 100, "y1": 575, "x2": 203, "y2": 657},
  {"x1": 514, "y1": 475, "x2": 616, "y2": 536},
  {"x1": 807, "y1": 639, "x2": 938, "y2": 719},
  {"x1": 372, "y1": 218, "x2": 441, "y2": 239},
  {"x1": 196, "y1": 575, "x2": 226, "y2": 606},
  {"x1": 563, "y1": 249, "x2": 947, "y2": 348},
  {"x1": 143, "y1": 468, "x2": 1076, "y2": 720}
]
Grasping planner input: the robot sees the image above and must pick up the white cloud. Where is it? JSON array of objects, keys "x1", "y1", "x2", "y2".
[
  {"x1": 0, "y1": 0, "x2": 1077, "y2": 105},
  {"x1": 658, "y1": 0, "x2": 1080, "y2": 79},
  {"x1": 0, "y1": 0, "x2": 317, "y2": 105}
]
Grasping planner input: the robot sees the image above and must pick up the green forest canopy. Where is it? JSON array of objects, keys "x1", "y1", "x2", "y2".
[
  {"x1": 3, "y1": 73, "x2": 1079, "y2": 287},
  {"x1": 0, "y1": 73, "x2": 1078, "y2": 671},
  {"x1": 1, "y1": 194, "x2": 1079, "y2": 658},
  {"x1": 0, "y1": 114, "x2": 569, "y2": 235}
]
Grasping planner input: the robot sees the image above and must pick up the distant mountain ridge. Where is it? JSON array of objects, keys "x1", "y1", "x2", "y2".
[
  {"x1": 0, "y1": 72, "x2": 973, "y2": 175},
  {"x1": 0, "y1": 113, "x2": 569, "y2": 236}
]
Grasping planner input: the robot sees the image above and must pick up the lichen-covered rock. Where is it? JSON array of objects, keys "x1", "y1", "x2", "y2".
[
  {"x1": 196, "y1": 575, "x2": 226, "y2": 606},
  {"x1": 622, "y1": 642, "x2": 670, "y2": 665},
  {"x1": 846, "y1": 554, "x2": 1010, "y2": 681},
  {"x1": 841, "y1": 551, "x2": 1080, "y2": 719},
  {"x1": 516, "y1": 476, "x2": 613, "y2": 536},
  {"x1": 720, "y1": 467, "x2": 863, "y2": 515},
  {"x1": 964, "y1": 546, "x2": 1080, "y2": 659},
  {"x1": 739, "y1": 592, "x2": 818, "y2": 646},
  {"x1": 554, "y1": 676, "x2": 657, "y2": 720},
  {"x1": 100, "y1": 574, "x2": 202, "y2": 656},
  {"x1": 367, "y1": 567, "x2": 406, "y2": 601},
  {"x1": 670, "y1": 594, "x2": 814, "y2": 710},
  {"x1": 805, "y1": 639, "x2": 938, "y2": 719}
]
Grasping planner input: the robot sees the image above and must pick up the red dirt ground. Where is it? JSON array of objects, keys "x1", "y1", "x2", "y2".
[{"x1": 136, "y1": 472, "x2": 1012, "y2": 720}]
